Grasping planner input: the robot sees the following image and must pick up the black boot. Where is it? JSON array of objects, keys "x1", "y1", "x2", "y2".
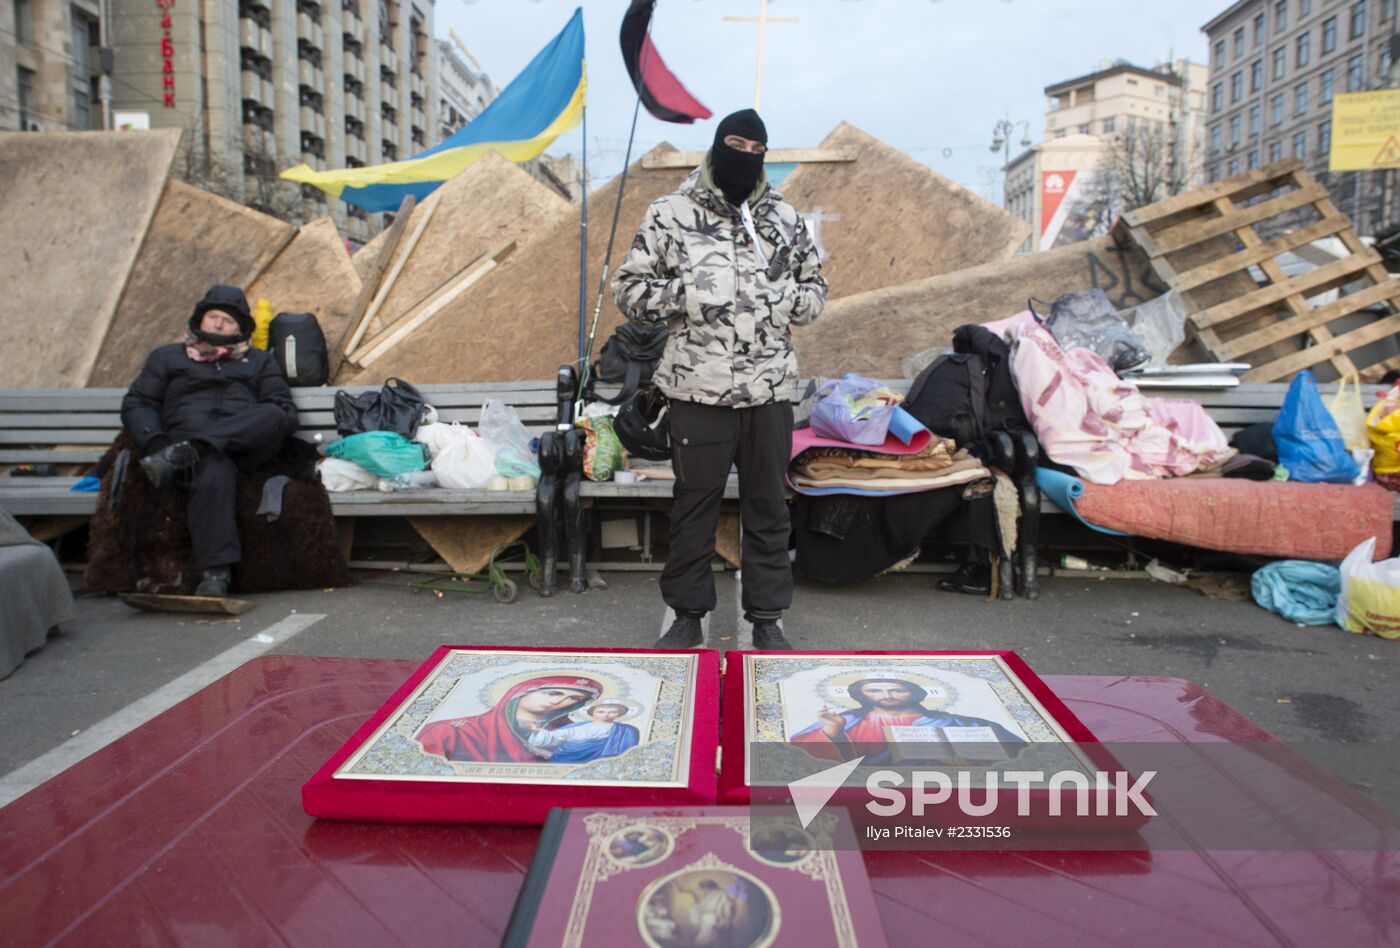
[
  {"x1": 195, "y1": 566, "x2": 231, "y2": 597},
  {"x1": 1012, "y1": 432, "x2": 1041, "y2": 600},
  {"x1": 655, "y1": 612, "x2": 704, "y2": 648},
  {"x1": 752, "y1": 618, "x2": 794, "y2": 650},
  {"x1": 140, "y1": 441, "x2": 200, "y2": 490},
  {"x1": 940, "y1": 560, "x2": 991, "y2": 596},
  {"x1": 535, "y1": 431, "x2": 562, "y2": 597},
  {"x1": 562, "y1": 428, "x2": 588, "y2": 593}
]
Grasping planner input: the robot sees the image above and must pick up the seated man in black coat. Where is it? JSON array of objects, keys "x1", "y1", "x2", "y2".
[{"x1": 120, "y1": 285, "x2": 299, "y2": 596}]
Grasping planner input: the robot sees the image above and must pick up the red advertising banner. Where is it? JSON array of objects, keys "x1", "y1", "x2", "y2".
[{"x1": 1040, "y1": 170, "x2": 1075, "y2": 237}]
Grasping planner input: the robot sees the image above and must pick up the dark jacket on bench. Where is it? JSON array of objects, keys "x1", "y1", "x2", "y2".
[{"x1": 121, "y1": 345, "x2": 298, "y2": 454}]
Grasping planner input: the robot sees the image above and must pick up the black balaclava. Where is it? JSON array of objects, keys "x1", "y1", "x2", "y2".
[
  {"x1": 188, "y1": 284, "x2": 254, "y2": 345},
  {"x1": 710, "y1": 108, "x2": 767, "y2": 206}
]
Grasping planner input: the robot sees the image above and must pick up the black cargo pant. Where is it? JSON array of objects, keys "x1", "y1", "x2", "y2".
[
  {"x1": 182, "y1": 405, "x2": 289, "y2": 569},
  {"x1": 662, "y1": 399, "x2": 794, "y2": 619}
]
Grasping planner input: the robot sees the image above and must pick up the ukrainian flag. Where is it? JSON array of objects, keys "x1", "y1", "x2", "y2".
[{"x1": 282, "y1": 8, "x2": 585, "y2": 212}]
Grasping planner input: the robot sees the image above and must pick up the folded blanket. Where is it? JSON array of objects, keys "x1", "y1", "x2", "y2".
[
  {"x1": 791, "y1": 464, "x2": 990, "y2": 494},
  {"x1": 795, "y1": 455, "x2": 982, "y2": 483}
]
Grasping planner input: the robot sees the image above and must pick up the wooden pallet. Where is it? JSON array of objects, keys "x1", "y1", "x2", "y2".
[{"x1": 1118, "y1": 158, "x2": 1400, "y2": 382}]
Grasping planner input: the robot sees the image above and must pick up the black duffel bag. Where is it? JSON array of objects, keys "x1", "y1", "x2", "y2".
[
  {"x1": 333, "y1": 377, "x2": 429, "y2": 439},
  {"x1": 268, "y1": 312, "x2": 329, "y2": 386},
  {"x1": 595, "y1": 321, "x2": 669, "y2": 405}
]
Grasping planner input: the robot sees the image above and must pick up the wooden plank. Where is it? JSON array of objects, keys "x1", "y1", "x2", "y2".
[
  {"x1": 1122, "y1": 158, "x2": 1304, "y2": 228},
  {"x1": 352, "y1": 241, "x2": 517, "y2": 367},
  {"x1": 1246, "y1": 312, "x2": 1400, "y2": 381},
  {"x1": 0, "y1": 450, "x2": 105, "y2": 464},
  {"x1": 1170, "y1": 215, "x2": 1353, "y2": 292},
  {"x1": 0, "y1": 430, "x2": 119, "y2": 445},
  {"x1": 120, "y1": 593, "x2": 253, "y2": 615},
  {"x1": 0, "y1": 413, "x2": 121, "y2": 428},
  {"x1": 331, "y1": 193, "x2": 416, "y2": 381},
  {"x1": 640, "y1": 147, "x2": 858, "y2": 170},
  {"x1": 1192, "y1": 250, "x2": 1383, "y2": 328},
  {"x1": 1219, "y1": 281, "x2": 1399, "y2": 359},
  {"x1": 1145, "y1": 183, "x2": 1330, "y2": 258},
  {"x1": 354, "y1": 189, "x2": 441, "y2": 349}
]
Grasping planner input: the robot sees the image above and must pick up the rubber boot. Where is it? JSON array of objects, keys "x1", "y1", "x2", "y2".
[
  {"x1": 985, "y1": 431, "x2": 1017, "y2": 600},
  {"x1": 1013, "y1": 432, "x2": 1041, "y2": 600},
  {"x1": 554, "y1": 363, "x2": 578, "y2": 428},
  {"x1": 535, "y1": 430, "x2": 562, "y2": 597},
  {"x1": 563, "y1": 427, "x2": 589, "y2": 593}
]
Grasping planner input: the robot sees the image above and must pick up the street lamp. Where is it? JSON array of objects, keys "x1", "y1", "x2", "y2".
[{"x1": 991, "y1": 117, "x2": 1032, "y2": 212}]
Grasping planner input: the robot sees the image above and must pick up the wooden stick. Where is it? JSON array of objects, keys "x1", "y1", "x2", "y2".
[
  {"x1": 330, "y1": 193, "x2": 416, "y2": 381},
  {"x1": 351, "y1": 240, "x2": 517, "y2": 368},
  {"x1": 640, "y1": 146, "x2": 857, "y2": 170},
  {"x1": 352, "y1": 189, "x2": 441, "y2": 349}
]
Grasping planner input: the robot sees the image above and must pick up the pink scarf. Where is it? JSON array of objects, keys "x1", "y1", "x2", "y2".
[{"x1": 182, "y1": 330, "x2": 250, "y2": 363}]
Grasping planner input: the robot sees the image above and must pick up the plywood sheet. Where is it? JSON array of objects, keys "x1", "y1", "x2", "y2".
[
  {"x1": 88, "y1": 180, "x2": 295, "y2": 387},
  {"x1": 248, "y1": 217, "x2": 362, "y2": 352},
  {"x1": 777, "y1": 122, "x2": 1031, "y2": 300},
  {"x1": 353, "y1": 153, "x2": 570, "y2": 341},
  {"x1": 409, "y1": 515, "x2": 533, "y2": 576},
  {"x1": 348, "y1": 144, "x2": 691, "y2": 385},
  {"x1": 793, "y1": 236, "x2": 1172, "y2": 378},
  {"x1": 0, "y1": 129, "x2": 181, "y2": 387}
]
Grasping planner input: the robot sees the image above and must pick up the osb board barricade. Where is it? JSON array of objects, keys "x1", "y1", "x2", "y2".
[
  {"x1": 793, "y1": 236, "x2": 1171, "y2": 378},
  {"x1": 89, "y1": 180, "x2": 296, "y2": 387},
  {"x1": 408, "y1": 515, "x2": 533, "y2": 577},
  {"x1": 351, "y1": 153, "x2": 571, "y2": 342},
  {"x1": 248, "y1": 217, "x2": 362, "y2": 353},
  {"x1": 777, "y1": 122, "x2": 1031, "y2": 300},
  {"x1": 348, "y1": 145, "x2": 690, "y2": 385},
  {"x1": 0, "y1": 129, "x2": 181, "y2": 388}
]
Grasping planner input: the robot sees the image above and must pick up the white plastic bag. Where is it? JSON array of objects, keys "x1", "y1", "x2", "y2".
[
  {"x1": 479, "y1": 398, "x2": 541, "y2": 479},
  {"x1": 1337, "y1": 536, "x2": 1400, "y2": 638},
  {"x1": 316, "y1": 457, "x2": 379, "y2": 492},
  {"x1": 415, "y1": 422, "x2": 496, "y2": 489}
]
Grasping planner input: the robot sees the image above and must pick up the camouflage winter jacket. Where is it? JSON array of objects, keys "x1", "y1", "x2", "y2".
[{"x1": 612, "y1": 159, "x2": 827, "y2": 408}]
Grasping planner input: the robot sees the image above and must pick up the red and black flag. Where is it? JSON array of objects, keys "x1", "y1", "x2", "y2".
[{"x1": 620, "y1": 0, "x2": 711, "y2": 124}]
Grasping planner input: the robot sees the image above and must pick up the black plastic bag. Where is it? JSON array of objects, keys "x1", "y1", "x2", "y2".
[
  {"x1": 333, "y1": 377, "x2": 428, "y2": 439},
  {"x1": 614, "y1": 386, "x2": 671, "y2": 461}
]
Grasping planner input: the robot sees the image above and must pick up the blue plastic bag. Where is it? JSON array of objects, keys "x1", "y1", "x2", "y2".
[
  {"x1": 1251, "y1": 559, "x2": 1341, "y2": 625},
  {"x1": 323, "y1": 431, "x2": 428, "y2": 479},
  {"x1": 1272, "y1": 370, "x2": 1360, "y2": 484},
  {"x1": 810, "y1": 374, "x2": 897, "y2": 446}
]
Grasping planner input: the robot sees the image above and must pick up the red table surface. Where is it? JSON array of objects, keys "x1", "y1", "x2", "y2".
[{"x1": 1, "y1": 656, "x2": 1397, "y2": 947}]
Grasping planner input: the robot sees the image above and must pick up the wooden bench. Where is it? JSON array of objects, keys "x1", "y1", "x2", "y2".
[{"x1": 1, "y1": 380, "x2": 1391, "y2": 519}]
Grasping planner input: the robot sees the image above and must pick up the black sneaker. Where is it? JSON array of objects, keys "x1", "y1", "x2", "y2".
[
  {"x1": 195, "y1": 566, "x2": 231, "y2": 597},
  {"x1": 939, "y1": 561, "x2": 991, "y2": 596},
  {"x1": 752, "y1": 619, "x2": 794, "y2": 650},
  {"x1": 140, "y1": 441, "x2": 201, "y2": 489},
  {"x1": 654, "y1": 613, "x2": 704, "y2": 649}
]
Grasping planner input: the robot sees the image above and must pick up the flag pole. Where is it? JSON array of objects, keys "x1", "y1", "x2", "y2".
[{"x1": 577, "y1": 102, "x2": 589, "y2": 373}]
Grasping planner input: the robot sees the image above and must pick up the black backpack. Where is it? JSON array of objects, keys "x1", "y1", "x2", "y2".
[
  {"x1": 594, "y1": 321, "x2": 669, "y2": 405},
  {"x1": 903, "y1": 325, "x2": 1031, "y2": 449},
  {"x1": 269, "y1": 312, "x2": 329, "y2": 386}
]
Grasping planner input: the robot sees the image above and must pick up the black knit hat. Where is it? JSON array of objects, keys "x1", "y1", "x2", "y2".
[
  {"x1": 714, "y1": 109, "x2": 767, "y2": 147},
  {"x1": 188, "y1": 284, "x2": 254, "y2": 342}
]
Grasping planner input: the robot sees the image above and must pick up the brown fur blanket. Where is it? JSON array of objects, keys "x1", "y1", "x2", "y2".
[{"x1": 85, "y1": 433, "x2": 352, "y2": 595}]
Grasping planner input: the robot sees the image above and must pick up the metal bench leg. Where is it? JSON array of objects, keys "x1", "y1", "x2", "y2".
[
  {"x1": 536, "y1": 431, "x2": 562, "y2": 597},
  {"x1": 1013, "y1": 431, "x2": 1041, "y2": 600},
  {"x1": 563, "y1": 427, "x2": 589, "y2": 594}
]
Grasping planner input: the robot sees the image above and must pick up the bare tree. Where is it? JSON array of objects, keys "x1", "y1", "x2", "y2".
[{"x1": 1091, "y1": 122, "x2": 1198, "y2": 214}]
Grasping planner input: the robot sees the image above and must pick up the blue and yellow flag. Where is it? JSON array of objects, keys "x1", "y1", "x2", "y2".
[{"x1": 282, "y1": 8, "x2": 585, "y2": 212}]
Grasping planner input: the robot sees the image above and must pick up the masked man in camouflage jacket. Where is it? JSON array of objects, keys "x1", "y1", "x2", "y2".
[{"x1": 613, "y1": 109, "x2": 827, "y2": 650}]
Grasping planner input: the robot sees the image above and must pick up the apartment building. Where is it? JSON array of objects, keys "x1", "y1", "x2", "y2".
[
  {"x1": 1203, "y1": 0, "x2": 1399, "y2": 235},
  {"x1": 1, "y1": 0, "x2": 107, "y2": 132},
  {"x1": 435, "y1": 36, "x2": 490, "y2": 142},
  {"x1": 108, "y1": 0, "x2": 438, "y2": 243}
]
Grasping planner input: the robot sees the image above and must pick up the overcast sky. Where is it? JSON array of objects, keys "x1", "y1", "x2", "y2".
[{"x1": 438, "y1": 0, "x2": 1230, "y2": 203}]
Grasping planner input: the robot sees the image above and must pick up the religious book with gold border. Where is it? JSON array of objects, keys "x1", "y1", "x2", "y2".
[
  {"x1": 302, "y1": 646, "x2": 721, "y2": 824},
  {"x1": 502, "y1": 806, "x2": 888, "y2": 948}
]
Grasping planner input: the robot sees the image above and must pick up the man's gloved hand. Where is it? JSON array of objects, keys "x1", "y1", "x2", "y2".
[{"x1": 143, "y1": 435, "x2": 171, "y2": 457}]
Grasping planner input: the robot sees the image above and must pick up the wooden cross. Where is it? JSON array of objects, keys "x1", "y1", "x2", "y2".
[{"x1": 722, "y1": 0, "x2": 798, "y2": 111}]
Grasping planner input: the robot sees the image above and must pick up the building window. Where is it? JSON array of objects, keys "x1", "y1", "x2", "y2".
[
  {"x1": 1254, "y1": 12, "x2": 1266, "y2": 44},
  {"x1": 1269, "y1": 140, "x2": 1284, "y2": 161},
  {"x1": 1234, "y1": 27, "x2": 1245, "y2": 57},
  {"x1": 14, "y1": 0, "x2": 33, "y2": 43},
  {"x1": 1229, "y1": 157, "x2": 1241, "y2": 176},
  {"x1": 1078, "y1": 123, "x2": 1091, "y2": 133},
  {"x1": 1319, "y1": 119, "x2": 1332, "y2": 153},
  {"x1": 1385, "y1": 0, "x2": 1396, "y2": 19},
  {"x1": 1212, "y1": 82, "x2": 1224, "y2": 111},
  {"x1": 1300, "y1": 0, "x2": 1312, "y2": 15},
  {"x1": 1215, "y1": 39, "x2": 1226, "y2": 65},
  {"x1": 1230, "y1": 113, "x2": 1242, "y2": 145},
  {"x1": 1293, "y1": 129, "x2": 1307, "y2": 157},
  {"x1": 1297, "y1": 32, "x2": 1310, "y2": 68},
  {"x1": 1273, "y1": 46, "x2": 1287, "y2": 79},
  {"x1": 1103, "y1": 116, "x2": 1116, "y2": 133},
  {"x1": 1232, "y1": 71, "x2": 1243, "y2": 101},
  {"x1": 1322, "y1": 15, "x2": 1337, "y2": 51},
  {"x1": 1276, "y1": 0, "x2": 1289, "y2": 31},
  {"x1": 1383, "y1": 39, "x2": 1395, "y2": 76},
  {"x1": 1348, "y1": 54, "x2": 1365, "y2": 90},
  {"x1": 1251, "y1": 59, "x2": 1263, "y2": 91},
  {"x1": 1248, "y1": 148, "x2": 1260, "y2": 169},
  {"x1": 1295, "y1": 81, "x2": 1308, "y2": 115},
  {"x1": 1209, "y1": 164, "x2": 1222, "y2": 183},
  {"x1": 1128, "y1": 115, "x2": 1138, "y2": 132},
  {"x1": 1271, "y1": 92, "x2": 1285, "y2": 124},
  {"x1": 1321, "y1": 67, "x2": 1335, "y2": 101},
  {"x1": 16, "y1": 66, "x2": 36, "y2": 129},
  {"x1": 1351, "y1": 1, "x2": 1367, "y2": 38},
  {"x1": 1249, "y1": 104, "x2": 1261, "y2": 135},
  {"x1": 1211, "y1": 124, "x2": 1222, "y2": 151}
]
